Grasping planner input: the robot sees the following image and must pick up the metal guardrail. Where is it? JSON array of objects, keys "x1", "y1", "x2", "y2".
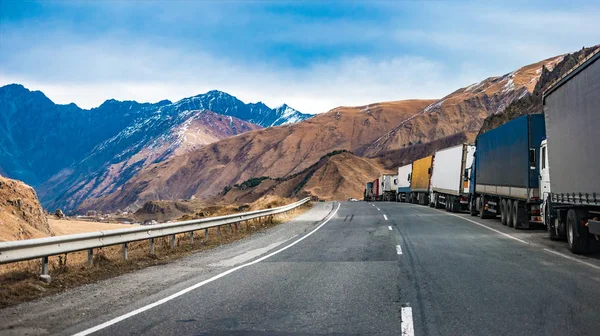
[{"x1": 0, "y1": 197, "x2": 310, "y2": 278}]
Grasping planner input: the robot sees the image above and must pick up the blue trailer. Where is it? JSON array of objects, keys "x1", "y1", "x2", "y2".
[{"x1": 468, "y1": 114, "x2": 546, "y2": 229}]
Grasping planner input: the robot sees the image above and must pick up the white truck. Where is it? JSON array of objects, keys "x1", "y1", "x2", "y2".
[
  {"x1": 380, "y1": 174, "x2": 398, "y2": 201},
  {"x1": 541, "y1": 50, "x2": 600, "y2": 254},
  {"x1": 396, "y1": 164, "x2": 412, "y2": 202},
  {"x1": 430, "y1": 144, "x2": 475, "y2": 212}
]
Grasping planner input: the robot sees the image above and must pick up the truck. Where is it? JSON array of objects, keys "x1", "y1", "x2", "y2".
[
  {"x1": 541, "y1": 50, "x2": 600, "y2": 254},
  {"x1": 373, "y1": 177, "x2": 381, "y2": 201},
  {"x1": 364, "y1": 182, "x2": 374, "y2": 201},
  {"x1": 430, "y1": 144, "x2": 475, "y2": 212},
  {"x1": 410, "y1": 155, "x2": 433, "y2": 205},
  {"x1": 396, "y1": 164, "x2": 412, "y2": 202},
  {"x1": 468, "y1": 114, "x2": 546, "y2": 228},
  {"x1": 380, "y1": 174, "x2": 398, "y2": 201}
]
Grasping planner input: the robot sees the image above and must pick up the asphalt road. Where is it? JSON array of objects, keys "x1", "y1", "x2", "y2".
[{"x1": 3, "y1": 201, "x2": 600, "y2": 335}]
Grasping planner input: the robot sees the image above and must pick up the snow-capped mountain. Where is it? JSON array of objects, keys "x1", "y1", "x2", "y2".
[
  {"x1": 0, "y1": 85, "x2": 309, "y2": 211},
  {"x1": 270, "y1": 104, "x2": 310, "y2": 126}
]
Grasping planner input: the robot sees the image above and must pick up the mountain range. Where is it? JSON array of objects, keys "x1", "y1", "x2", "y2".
[
  {"x1": 0, "y1": 86, "x2": 310, "y2": 211},
  {"x1": 1, "y1": 46, "x2": 597, "y2": 214}
]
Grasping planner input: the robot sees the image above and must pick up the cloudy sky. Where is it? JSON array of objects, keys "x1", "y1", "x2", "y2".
[{"x1": 0, "y1": 0, "x2": 598, "y2": 114}]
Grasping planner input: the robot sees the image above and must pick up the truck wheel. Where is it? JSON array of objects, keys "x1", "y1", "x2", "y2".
[
  {"x1": 512, "y1": 200, "x2": 520, "y2": 229},
  {"x1": 500, "y1": 199, "x2": 507, "y2": 225},
  {"x1": 567, "y1": 209, "x2": 590, "y2": 254},
  {"x1": 479, "y1": 196, "x2": 489, "y2": 219},
  {"x1": 449, "y1": 196, "x2": 458, "y2": 213},
  {"x1": 506, "y1": 200, "x2": 514, "y2": 228},
  {"x1": 469, "y1": 198, "x2": 478, "y2": 216},
  {"x1": 546, "y1": 205, "x2": 559, "y2": 241}
]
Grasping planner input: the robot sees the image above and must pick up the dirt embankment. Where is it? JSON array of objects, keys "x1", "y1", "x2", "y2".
[{"x1": 0, "y1": 176, "x2": 51, "y2": 242}]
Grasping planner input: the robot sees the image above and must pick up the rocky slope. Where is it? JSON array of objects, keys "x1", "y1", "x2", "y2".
[
  {"x1": 363, "y1": 55, "x2": 565, "y2": 157},
  {"x1": 41, "y1": 110, "x2": 261, "y2": 212},
  {"x1": 0, "y1": 175, "x2": 51, "y2": 242},
  {"x1": 77, "y1": 100, "x2": 434, "y2": 212},
  {"x1": 214, "y1": 151, "x2": 390, "y2": 204},
  {"x1": 479, "y1": 46, "x2": 600, "y2": 134}
]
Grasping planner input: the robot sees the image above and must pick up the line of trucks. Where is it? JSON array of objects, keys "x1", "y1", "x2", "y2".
[{"x1": 364, "y1": 49, "x2": 600, "y2": 254}]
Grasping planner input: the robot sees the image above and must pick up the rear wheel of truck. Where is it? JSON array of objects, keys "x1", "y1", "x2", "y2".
[
  {"x1": 506, "y1": 200, "x2": 514, "y2": 227},
  {"x1": 500, "y1": 199, "x2": 507, "y2": 225},
  {"x1": 567, "y1": 209, "x2": 590, "y2": 254},
  {"x1": 469, "y1": 197, "x2": 478, "y2": 216},
  {"x1": 546, "y1": 205, "x2": 559, "y2": 241},
  {"x1": 479, "y1": 196, "x2": 489, "y2": 219},
  {"x1": 512, "y1": 200, "x2": 520, "y2": 229}
]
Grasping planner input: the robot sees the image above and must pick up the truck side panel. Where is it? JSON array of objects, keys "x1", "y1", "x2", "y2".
[
  {"x1": 544, "y1": 55, "x2": 600, "y2": 196},
  {"x1": 397, "y1": 164, "x2": 412, "y2": 193},
  {"x1": 475, "y1": 115, "x2": 545, "y2": 191},
  {"x1": 431, "y1": 144, "x2": 465, "y2": 196},
  {"x1": 411, "y1": 155, "x2": 433, "y2": 192}
]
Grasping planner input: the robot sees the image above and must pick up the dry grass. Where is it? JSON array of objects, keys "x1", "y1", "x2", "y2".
[
  {"x1": 49, "y1": 218, "x2": 138, "y2": 235},
  {"x1": 0, "y1": 203, "x2": 311, "y2": 308}
]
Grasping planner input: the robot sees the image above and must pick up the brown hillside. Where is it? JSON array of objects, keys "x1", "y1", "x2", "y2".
[
  {"x1": 0, "y1": 176, "x2": 51, "y2": 242},
  {"x1": 77, "y1": 100, "x2": 433, "y2": 212},
  {"x1": 214, "y1": 151, "x2": 388, "y2": 204},
  {"x1": 363, "y1": 55, "x2": 565, "y2": 156}
]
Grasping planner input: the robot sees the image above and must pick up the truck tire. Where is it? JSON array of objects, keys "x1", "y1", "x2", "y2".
[
  {"x1": 506, "y1": 200, "x2": 514, "y2": 228},
  {"x1": 500, "y1": 199, "x2": 507, "y2": 225},
  {"x1": 567, "y1": 209, "x2": 590, "y2": 254},
  {"x1": 512, "y1": 200, "x2": 520, "y2": 229},
  {"x1": 479, "y1": 196, "x2": 490, "y2": 219},
  {"x1": 434, "y1": 194, "x2": 441, "y2": 209},
  {"x1": 469, "y1": 198, "x2": 478, "y2": 216},
  {"x1": 449, "y1": 196, "x2": 458, "y2": 213},
  {"x1": 546, "y1": 205, "x2": 559, "y2": 241}
]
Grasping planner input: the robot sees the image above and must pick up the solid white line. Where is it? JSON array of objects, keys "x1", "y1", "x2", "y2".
[
  {"x1": 441, "y1": 211, "x2": 529, "y2": 245},
  {"x1": 396, "y1": 244, "x2": 403, "y2": 255},
  {"x1": 377, "y1": 208, "x2": 380, "y2": 211},
  {"x1": 543, "y1": 248, "x2": 600, "y2": 271},
  {"x1": 388, "y1": 225, "x2": 393, "y2": 231},
  {"x1": 73, "y1": 203, "x2": 342, "y2": 336},
  {"x1": 384, "y1": 214, "x2": 388, "y2": 221},
  {"x1": 401, "y1": 306, "x2": 414, "y2": 336}
]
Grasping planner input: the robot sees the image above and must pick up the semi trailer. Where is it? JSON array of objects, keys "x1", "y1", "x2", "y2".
[
  {"x1": 541, "y1": 50, "x2": 600, "y2": 254},
  {"x1": 430, "y1": 144, "x2": 475, "y2": 212},
  {"x1": 410, "y1": 155, "x2": 433, "y2": 205},
  {"x1": 380, "y1": 174, "x2": 398, "y2": 201},
  {"x1": 397, "y1": 164, "x2": 412, "y2": 202},
  {"x1": 469, "y1": 114, "x2": 546, "y2": 228}
]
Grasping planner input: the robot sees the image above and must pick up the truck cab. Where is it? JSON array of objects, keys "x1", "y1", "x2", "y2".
[{"x1": 539, "y1": 139, "x2": 551, "y2": 222}]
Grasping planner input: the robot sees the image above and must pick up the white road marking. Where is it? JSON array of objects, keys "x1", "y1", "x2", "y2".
[
  {"x1": 396, "y1": 244, "x2": 403, "y2": 255},
  {"x1": 543, "y1": 248, "x2": 600, "y2": 271},
  {"x1": 73, "y1": 203, "x2": 342, "y2": 336},
  {"x1": 440, "y1": 210, "x2": 529, "y2": 245},
  {"x1": 384, "y1": 214, "x2": 388, "y2": 221},
  {"x1": 377, "y1": 208, "x2": 380, "y2": 211},
  {"x1": 388, "y1": 225, "x2": 393, "y2": 230},
  {"x1": 401, "y1": 306, "x2": 414, "y2": 336}
]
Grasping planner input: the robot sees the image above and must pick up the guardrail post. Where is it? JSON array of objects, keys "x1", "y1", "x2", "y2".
[
  {"x1": 171, "y1": 234, "x2": 176, "y2": 248},
  {"x1": 190, "y1": 231, "x2": 194, "y2": 246},
  {"x1": 217, "y1": 226, "x2": 221, "y2": 237},
  {"x1": 204, "y1": 228, "x2": 208, "y2": 241},
  {"x1": 39, "y1": 256, "x2": 51, "y2": 283},
  {"x1": 87, "y1": 249, "x2": 93, "y2": 266},
  {"x1": 228, "y1": 223, "x2": 232, "y2": 233},
  {"x1": 122, "y1": 243, "x2": 128, "y2": 261},
  {"x1": 41, "y1": 256, "x2": 49, "y2": 275},
  {"x1": 150, "y1": 238, "x2": 155, "y2": 255}
]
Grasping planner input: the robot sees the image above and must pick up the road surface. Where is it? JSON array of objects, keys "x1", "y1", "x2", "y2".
[{"x1": 2, "y1": 201, "x2": 600, "y2": 335}]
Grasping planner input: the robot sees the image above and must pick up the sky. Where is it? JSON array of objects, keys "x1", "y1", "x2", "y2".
[{"x1": 0, "y1": 0, "x2": 598, "y2": 114}]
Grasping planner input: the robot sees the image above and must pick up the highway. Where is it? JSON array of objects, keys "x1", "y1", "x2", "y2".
[{"x1": 2, "y1": 201, "x2": 600, "y2": 335}]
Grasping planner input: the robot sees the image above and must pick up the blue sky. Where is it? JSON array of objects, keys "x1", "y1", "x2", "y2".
[{"x1": 0, "y1": 0, "x2": 598, "y2": 114}]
